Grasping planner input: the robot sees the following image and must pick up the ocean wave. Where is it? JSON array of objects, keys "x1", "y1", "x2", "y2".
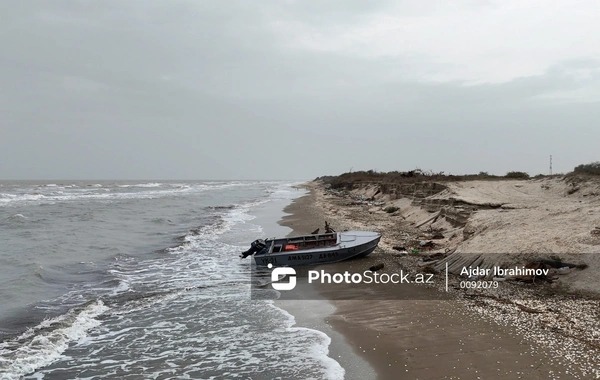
[
  {"x1": 203, "y1": 204, "x2": 236, "y2": 211},
  {"x1": 167, "y1": 200, "x2": 266, "y2": 254},
  {"x1": 265, "y1": 182, "x2": 306, "y2": 200},
  {"x1": 0, "y1": 300, "x2": 109, "y2": 380},
  {"x1": 0, "y1": 181, "x2": 284, "y2": 207},
  {"x1": 3, "y1": 214, "x2": 28, "y2": 223},
  {"x1": 0, "y1": 180, "x2": 326, "y2": 378},
  {"x1": 118, "y1": 183, "x2": 162, "y2": 188},
  {"x1": 168, "y1": 183, "x2": 191, "y2": 189},
  {"x1": 0, "y1": 194, "x2": 46, "y2": 203}
]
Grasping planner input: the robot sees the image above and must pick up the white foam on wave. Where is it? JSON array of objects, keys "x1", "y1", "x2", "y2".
[
  {"x1": 0, "y1": 194, "x2": 46, "y2": 206},
  {"x1": 264, "y1": 301, "x2": 345, "y2": 380},
  {"x1": 0, "y1": 187, "x2": 188, "y2": 206},
  {"x1": 110, "y1": 280, "x2": 131, "y2": 296},
  {"x1": 168, "y1": 183, "x2": 191, "y2": 189},
  {"x1": 0, "y1": 300, "x2": 109, "y2": 380},
  {"x1": 15, "y1": 182, "x2": 331, "y2": 379},
  {"x1": 124, "y1": 183, "x2": 162, "y2": 188},
  {"x1": 5, "y1": 213, "x2": 27, "y2": 221},
  {"x1": 166, "y1": 182, "x2": 302, "y2": 257},
  {"x1": 166, "y1": 199, "x2": 268, "y2": 255},
  {"x1": 264, "y1": 182, "x2": 307, "y2": 200},
  {"x1": 0, "y1": 181, "x2": 279, "y2": 207}
]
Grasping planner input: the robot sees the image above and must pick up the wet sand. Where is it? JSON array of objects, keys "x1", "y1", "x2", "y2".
[
  {"x1": 278, "y1": 188, "x2": 590, "y2": 379},
  {"x1": 276, "y1": 190, "x2": 377, "y2": 380}
]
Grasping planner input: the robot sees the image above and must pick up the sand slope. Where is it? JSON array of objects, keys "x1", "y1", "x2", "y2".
[
  {"x1": 318, "y1": 176, "x2": 600, "y2": 293},
  {"x1": 431, "y1": 178, "x2": 600, "y2": 293}
]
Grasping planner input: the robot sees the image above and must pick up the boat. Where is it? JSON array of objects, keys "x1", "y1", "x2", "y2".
[{"x1": 240, "y1": 230, "x2": 381, "y2": 267}]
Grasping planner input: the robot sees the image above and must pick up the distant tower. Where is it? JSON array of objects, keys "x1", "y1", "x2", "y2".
[{"x1": 549, "y1": 155, "x2": 552, "y2": 175}]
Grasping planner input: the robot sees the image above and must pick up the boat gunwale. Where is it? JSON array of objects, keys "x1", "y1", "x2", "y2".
[{"x1": 255, "y1": 232, "x2": 381, "y2": 258}]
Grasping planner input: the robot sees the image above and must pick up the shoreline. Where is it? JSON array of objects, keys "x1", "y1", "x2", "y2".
[
  {"x1": 277, "y1": 183, "x2": 595, "y2": 379},
  {"x1": 275, "y1": 189, "x2": 377, "y2": 380}
]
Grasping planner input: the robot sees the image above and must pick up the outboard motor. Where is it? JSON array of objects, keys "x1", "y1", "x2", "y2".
[{"x1": 240, "y1": 239, "x2": 266, "y2": 258}]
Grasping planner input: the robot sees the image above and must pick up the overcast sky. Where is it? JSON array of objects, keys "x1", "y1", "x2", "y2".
[{"x1": 1, "y1": 0, "x2": 599, "y2": 180}]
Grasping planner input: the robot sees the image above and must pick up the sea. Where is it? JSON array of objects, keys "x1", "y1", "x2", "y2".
[{"x1": 0, "y1": 180, "x2": 344, "y2": 380}]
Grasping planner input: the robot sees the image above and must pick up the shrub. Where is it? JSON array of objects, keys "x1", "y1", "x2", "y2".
[
  {"x1": 505, "y1": 171, "x2": 530, "y2": 179},
  {"x1": 384, "y1": 206, "x2": 399, "y2": 213},
  {"x1": 573, "y1": 161, "x2": 600, "y2": 175}
]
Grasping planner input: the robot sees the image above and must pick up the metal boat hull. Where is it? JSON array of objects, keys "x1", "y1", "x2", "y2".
[{"x1": 252, "y1": 231, "x2": 381, "y2": 267}]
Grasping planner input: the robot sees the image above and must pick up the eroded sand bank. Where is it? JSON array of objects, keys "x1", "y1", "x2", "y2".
[{"x1": 278, "y1": 178, "x2": 600, "y2": 379}]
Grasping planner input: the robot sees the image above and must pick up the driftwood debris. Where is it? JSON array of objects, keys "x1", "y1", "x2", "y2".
[
  {"x1": 415, "y1": 211, "x2": 441, "y2": 228},
  {"x1": 536, "y1": 259, "x2": 588, "y2": 269},
  {"x1": 369, "y1": 263, "x2": 384, "y2": 272}
]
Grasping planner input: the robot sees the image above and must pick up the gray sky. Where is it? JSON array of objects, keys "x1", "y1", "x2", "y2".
[{"x1": 1, "y1": 0, "x2": 599, "y2": 180}]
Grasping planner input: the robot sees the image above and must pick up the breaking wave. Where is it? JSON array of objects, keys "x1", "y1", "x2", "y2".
[{"x1": 0, "y1": 301, "x2": 109, "y2": 379}]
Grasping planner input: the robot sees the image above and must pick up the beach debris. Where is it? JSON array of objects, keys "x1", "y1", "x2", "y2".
[
  {"x1": 592, "y1": 227, "x2": 600, "y2": 235},
  {"x1": 536, "y1": 258, "x2": 588, "y2": 270},
  {"x1": 369, "y1": 263, "x2": 384, "y2": 272},
  {"x1": 310, "y1": 228, "x2": 320, "y2": 235},
  {"x1": 392, "y1": 245, "x2": 407, "y2": 252},
  {"x1": 556, "y1": 266, "x2": 571, "y2": 275},
  {"x1": 411, "y1": 249, "x2": 420, "y2": 254},
  {"x1": 415, "y1": 211, "x2": 441, "y2": 228},
  {"x1": 350, "y1": 200, "x2": 385, "y2": 206},
  {"x1": 420, "y1": 265, "x2": 437, "y2": 274},
  {"x1": 426, "y1": 224, "x2": 446, "y2": 237},
  {"x1": 422, "y1": 252, "x2": 446, "y2": 262},
  {"x1": 514, "y1": 262, "x2": 552, "y2": 283},
  {"x1": 419, "y1": 240, "x2": 434, "y2": 248},
  {"x1": 517, "y1": 304, "x2": 544, "y2": 314},
  {"x1": 324, "y1": 221, "x2": 336, "y2": 233}
]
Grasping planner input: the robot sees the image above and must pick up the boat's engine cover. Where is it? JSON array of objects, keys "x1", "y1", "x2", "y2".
[{"x1": 240, "y1": 239, "x2": 266, "y2": 258}]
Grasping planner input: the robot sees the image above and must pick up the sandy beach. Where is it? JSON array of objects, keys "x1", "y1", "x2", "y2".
[{"x1": 278, "y1": 181, "x2": 600, "y2": 379}]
